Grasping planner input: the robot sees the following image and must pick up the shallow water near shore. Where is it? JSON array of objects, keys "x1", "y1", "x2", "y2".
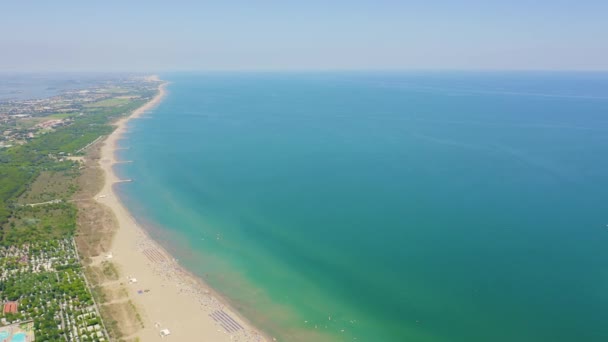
[{"x1": 115, "y1": 72, "x2": 608, "y2": 341}]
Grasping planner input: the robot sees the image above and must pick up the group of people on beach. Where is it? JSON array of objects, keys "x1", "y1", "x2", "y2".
[{"x1": 134, "y1": 234, "x2": 265, "y2": 342}]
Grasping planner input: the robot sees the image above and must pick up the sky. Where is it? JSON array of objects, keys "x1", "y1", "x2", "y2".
[{"x1": 1, "y1": 1, "x2": 607, "y2": 72}]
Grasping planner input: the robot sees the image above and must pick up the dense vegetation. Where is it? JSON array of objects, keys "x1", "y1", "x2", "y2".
[
  {"x1": 0, "y1": 82, "x2": 155, "y2": 341},
  {"x1": 3, "y1": 203, "x2": 77, "y2": 246},
  {"x1": 0, "y1": 99, "x2": 146, "y2": 242}
]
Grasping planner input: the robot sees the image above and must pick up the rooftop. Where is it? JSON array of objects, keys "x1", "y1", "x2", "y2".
[{"x1": 3, "y1": 301, "x2": 18, "y2": 314}]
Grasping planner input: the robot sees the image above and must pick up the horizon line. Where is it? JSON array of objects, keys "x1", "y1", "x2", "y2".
[{"x1": 1, "y1": 68, "x2": 608, "y2": 74}]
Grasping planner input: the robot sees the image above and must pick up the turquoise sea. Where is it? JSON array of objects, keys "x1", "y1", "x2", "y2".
[{"x1": 115, "y1": 72, "x2": 608, "y2": 341}]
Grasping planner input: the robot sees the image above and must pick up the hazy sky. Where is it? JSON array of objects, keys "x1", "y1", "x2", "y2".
[{"x1": 2, "y1": 1, "x2": 607, "y2": 71}]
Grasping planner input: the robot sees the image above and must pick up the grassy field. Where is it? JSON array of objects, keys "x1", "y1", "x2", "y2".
[
  {"x1": 47, "y1": 112, "x2": 75, "y2": 119},
  {"x1": 15, "y1": 117, "x2": 47, "y2": 129},
  {"x1": 98, "y1": 87, "x2": 129, "y2": 94},
  {"x1": 14, "y1": 113, "x2": 73, "y2": 129},
  {"x1": 18, "y1": 170, "x2": 79, "y2": 204},
  {"x1": 85, "y1": 98, "x2": 131, "y2": 108}
]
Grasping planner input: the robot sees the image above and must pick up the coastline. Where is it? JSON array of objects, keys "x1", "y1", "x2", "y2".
[{"x1": 94, "y1": 78, "x2": 267, "y2": 341}]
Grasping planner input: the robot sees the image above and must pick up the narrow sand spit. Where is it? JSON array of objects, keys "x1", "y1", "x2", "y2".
[{"x1": 95, "y1": 79, "x2": 267, "y2": 342}]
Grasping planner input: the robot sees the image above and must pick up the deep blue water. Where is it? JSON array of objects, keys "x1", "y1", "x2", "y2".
[{"x1": 116, "y1": 72, "x2": 608, "y2": 341}]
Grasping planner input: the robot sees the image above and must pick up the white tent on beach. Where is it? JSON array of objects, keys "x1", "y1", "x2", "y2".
[{"x1": 160, "y1": 329, "x2": 171, "y2": 337}]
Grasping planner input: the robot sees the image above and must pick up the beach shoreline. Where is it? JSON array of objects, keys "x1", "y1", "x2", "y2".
[{"x1": 94, "y1": 77, "x2": 268, "y2": 342}]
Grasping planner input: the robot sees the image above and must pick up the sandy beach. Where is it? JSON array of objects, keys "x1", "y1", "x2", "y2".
[{"x1": 93, "y1": 78, "x2": 267, "y2": 342}]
